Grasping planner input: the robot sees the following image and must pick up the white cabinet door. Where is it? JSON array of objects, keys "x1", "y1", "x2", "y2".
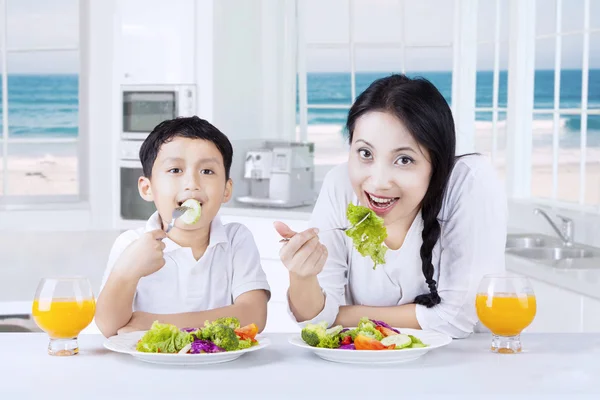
[
  {"x1": 118, "y1": 0, "x2": 196, "y2": 84},
  {"x1": 523, "y1": 279, "x2": 583, "y2": 333},
  {"x1": 582, "y1": 297, "x2": 600, "y2": 332}
]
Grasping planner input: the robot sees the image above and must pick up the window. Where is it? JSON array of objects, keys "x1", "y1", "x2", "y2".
[
  {"x1": 0, "y1": 0, "x2": 81, "y2": 204},
  {"x1": 296, "y1": 0, "x2": 455, "y2": 183},
  {"x1": 474, "y1": 0, "x2": 509, "y2": 179},
  {"x1": 531, "y1": 0, "x2": 600, "y2": 206}
]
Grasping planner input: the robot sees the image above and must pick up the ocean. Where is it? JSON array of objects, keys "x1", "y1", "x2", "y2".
[{"x1": 0, "y1": 70, "x2": 599, "y2": 148}]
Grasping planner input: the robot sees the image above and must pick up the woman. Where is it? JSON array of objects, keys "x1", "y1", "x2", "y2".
[{"x1": 274, "y1": 74, "x2": 507, "y2": 339}]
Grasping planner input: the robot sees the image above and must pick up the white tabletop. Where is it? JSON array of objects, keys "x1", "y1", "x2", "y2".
[{"x1": 1, "y1": 333, "x2": 599, "y2": 399}]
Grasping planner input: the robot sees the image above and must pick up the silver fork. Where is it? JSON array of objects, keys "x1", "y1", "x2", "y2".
[
  {"x1": 165, "y1": 206, "x2": 190, "y2": 233},
  {"x1": 279, "y1": 213, "x2": 370, "y2": 243}
]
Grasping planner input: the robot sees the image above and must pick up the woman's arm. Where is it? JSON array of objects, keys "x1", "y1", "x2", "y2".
[
  {"x1": 334, "y1": 304, "x2": 420, "y2": 329},
  {"x1": 276, "y1": 165, "x2": 353, "y2": 327}
]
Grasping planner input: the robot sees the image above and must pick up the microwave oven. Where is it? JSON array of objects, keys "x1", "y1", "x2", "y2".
[{"x1": 121, "y1": 84, "x2": 196, "y2": 140}]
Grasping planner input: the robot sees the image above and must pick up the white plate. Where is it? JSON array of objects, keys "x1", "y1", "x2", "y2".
[
  {"x1": 104, "y1": 331, "x2": 271, "y2": 365},
  {"x1": 289, "y1": 328, "x2": 452, "y2": 364}
]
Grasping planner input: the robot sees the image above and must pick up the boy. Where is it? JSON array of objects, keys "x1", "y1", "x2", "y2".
[{"x1": 95, "y1": 116, "x2": 270, "y2": 337}]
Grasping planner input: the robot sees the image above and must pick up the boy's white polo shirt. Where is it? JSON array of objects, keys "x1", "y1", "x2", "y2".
[{"x1": 100, "y1": 212, "x2": 271, "y2": 314}]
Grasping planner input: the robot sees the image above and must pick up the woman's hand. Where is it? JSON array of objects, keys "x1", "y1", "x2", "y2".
[{"x1": 274, "y1": 221, "x2": 328, "y2": 278}]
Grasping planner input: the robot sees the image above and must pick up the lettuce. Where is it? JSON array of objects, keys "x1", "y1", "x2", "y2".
[
  {"x1": 345, "y1": 203, "x2": 388, "y2": 269},
  {"x1": 136, "y1": 321, "x2": 194, "y2": 353}
]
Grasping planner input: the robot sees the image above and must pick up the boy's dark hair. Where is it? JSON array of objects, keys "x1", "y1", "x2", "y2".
[{"x1": 139, "y1": 116, "x2": 233, "y2": 180}]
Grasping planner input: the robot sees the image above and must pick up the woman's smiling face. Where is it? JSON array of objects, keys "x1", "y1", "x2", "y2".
[{"x1": 348, "y1": 111, "x2": 433, "y2": 227}]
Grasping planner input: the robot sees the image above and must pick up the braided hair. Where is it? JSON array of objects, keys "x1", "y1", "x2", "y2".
[{"x1": 346, "y1": 74, "x2": 456, "y2": 308}]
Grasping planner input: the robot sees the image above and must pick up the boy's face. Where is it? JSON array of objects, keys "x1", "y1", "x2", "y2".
[{"x1": 138, "y1": 137, "x2": 232, "y2": 232}]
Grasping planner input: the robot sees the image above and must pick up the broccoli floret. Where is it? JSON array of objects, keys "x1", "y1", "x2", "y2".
[
  {"x1": 301, "y1": 321, "x2": 327, "y2": 347},
  {"x1": 349, "y1": 318, "x2": 383, "y2": 340},
  {"x1": 301, "y1": 322, "x2": 343, "y2": 348},
  {"x1": 212, "y1": 317, "x2": 240, "y2": 329},
  {"x1": 237, "y1": 338, "x2": 254, "y2": 350},
  {"x1": 209, "y1": 324, "x2": 240, "y2": 351}
]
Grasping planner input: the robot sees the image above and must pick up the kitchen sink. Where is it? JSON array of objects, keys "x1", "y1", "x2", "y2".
[
  {"x1": 506, "y1": 247, "x2": 600, "y2": 261},
  {"x1": 505, "y1": 234, "x2": 559, "y2": 249},
  {"x1": 505, "y1": 233, "x2": 600, "y2": 268}
]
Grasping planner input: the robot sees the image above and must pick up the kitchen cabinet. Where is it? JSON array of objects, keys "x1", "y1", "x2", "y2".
[{"x1": 118, "y1": 0, "x2": 196, "y2": 84}]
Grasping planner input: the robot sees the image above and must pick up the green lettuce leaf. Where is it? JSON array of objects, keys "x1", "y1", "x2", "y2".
[
  {"x1": 135, "y1": 321, "x2": 194, "y2": 353},
  {"x1": 345, "y1": 203, "x2": 388, "y2": 269}
]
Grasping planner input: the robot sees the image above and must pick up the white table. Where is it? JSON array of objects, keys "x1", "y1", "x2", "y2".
[{"x1": 1, "y1": 333, "x2": 599, "y2": 399}]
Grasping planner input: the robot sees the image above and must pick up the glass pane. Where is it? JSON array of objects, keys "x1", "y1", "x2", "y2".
[
  {"x1": 475, "y1": 111, "x2": 507, "y2": 179},
  {"x1": 355, "y1": 47, "x2": 403, "y2": 95},
  {"x1": 561, "y1": 0, "x2": 584, "y2": 33},
  {"x1": 123, "y1": 91, "x2": 176, "y2": 132},
  {"x1": 557, "y1": 113, "x2": 581, "y2": 203},
  {"x1": 404, "y1": 0, "x2": 454, "y2": 45},
  {"x1": 590, "y1": 33, "x2": 600, "y2": 109},
  {"x1": 7, "y1": 143, "x2": 78, "y2": 196},
  {"x1": 536, "y1": 0, "x2": 557, "y2": 36},
  {"x1": 352, "y1": 0, "x2": 402, "y2": 43},
  {"x1": 7, "y1": 51, "x2": 78, "y2": 140},
  {"x1": 476, "y1": 42, "x2": 509, "y2": 109},
  {"x1": 478, "y1": 0, "x2": 510, "y2": 44},
  {"x1": 585, "y1": 115, "x2": 600, "y2": 205},
  {"x1": 7, "y1": 0, "x2": 78, "y2": 49},
  {"x1": 534, "y1": 38, "x2": 556, "y2": 109},
  {"x1": 592, "y1": 0, "x2": 600, "y2": 29},
  {"x1": 531, "y1": 114, "x2": 555, "y2": 199},
  {"x1": 301, "y1": 0, "x2": 349, "y2": 44},
  {"x1": 306, "y1": 47, "x2": 351, "y2": 108},
  {"x1": 560, "y1": 34, "x2": 583, "y2": 109},
  {"x1": 404, "y1": 47, "x2": 453, "y2": 106}
]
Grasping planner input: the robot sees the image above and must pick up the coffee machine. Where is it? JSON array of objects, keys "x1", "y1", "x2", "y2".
[{"x1": 235, "y1": 141, "x2": 315, "y2": 208}]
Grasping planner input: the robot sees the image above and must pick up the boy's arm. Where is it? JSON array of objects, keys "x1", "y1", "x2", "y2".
[
  {"x1": 95, "y1": 270, "x2": 139, "y2": 337},
  {"x1": 95, "y1": 230, "x2": 167, "y2": 337},
  {"x1": 118, "y1": 289, "x2": 269, "y2": 333}
]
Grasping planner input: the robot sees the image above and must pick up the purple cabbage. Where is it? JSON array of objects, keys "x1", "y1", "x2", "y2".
[
  {"x1": 181, "y1": 327, "x2": 199, "y2": 333},
  {"x1": 190, "y1": 339, "x2": 225, "y2": 354},
  {"x1": 339, "y1": 344, "x2": 356, "y2": 350},
  {"x1": 370, "y1": 319, "x2": 400, "y2": 334},
  {"x1": 340, "y1": 328, "x2": 350, "y2": 333}
]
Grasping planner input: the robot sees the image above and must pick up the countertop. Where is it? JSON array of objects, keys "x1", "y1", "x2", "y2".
[{"x1": 0, "y1": 332, "x2": 599, "y2": 398}]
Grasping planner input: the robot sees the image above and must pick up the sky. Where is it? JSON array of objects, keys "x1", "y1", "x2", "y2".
[{"x1": 3, "y1": 0, "x2": 599, "y2": 74}]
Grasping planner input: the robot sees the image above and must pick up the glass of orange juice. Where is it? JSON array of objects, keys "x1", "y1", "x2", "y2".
[
  {"x1": 32, "y1": 277, "x2": 96, "y2": 356},
  {"x1": 476, "y1": 274, "x2": 536, "y2": 354}
]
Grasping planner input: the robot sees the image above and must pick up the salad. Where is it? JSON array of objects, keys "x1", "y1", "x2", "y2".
[
  {"x1": 301, "y1": 317, "x2": 427, "y2": 350},
  {"x1": 345, "y1": 203, "x2": 388, "y2": 269},
  {"x1": 135, "y1": 317, "x2": 259, "y2": 354}
]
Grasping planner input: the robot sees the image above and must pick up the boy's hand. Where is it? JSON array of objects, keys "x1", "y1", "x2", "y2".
[{"x1": 113, "y1": 229, "x2": 167, "y2": 281}]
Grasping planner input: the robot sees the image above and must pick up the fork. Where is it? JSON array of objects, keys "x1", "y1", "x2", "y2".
[
  {"x1": 279, "y1": 213, "x2": 370, "y2": 243},
  {"x1": 165, "y1": 206, "x2": 190, "y2": 233}
]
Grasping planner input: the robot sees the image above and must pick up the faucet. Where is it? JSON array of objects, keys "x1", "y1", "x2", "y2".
[{"x1": 533, "y1": 208, "x2": 574, "y2": 247}]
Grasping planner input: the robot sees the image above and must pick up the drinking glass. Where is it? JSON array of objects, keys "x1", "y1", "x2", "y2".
[
  {"x1": 476, "y1": 274, "x2": 537, "y2": 353},
  {"x1": 32, "y1": 277, "x2": 96, "y2": 356}
]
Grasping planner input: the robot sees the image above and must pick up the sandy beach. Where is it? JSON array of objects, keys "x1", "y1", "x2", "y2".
[{"x1": 1, "y1": 121, "x2": 598, "y2": 206}]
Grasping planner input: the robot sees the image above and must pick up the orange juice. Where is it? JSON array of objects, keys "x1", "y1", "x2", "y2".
[
  {"x1": 32, "y1": 298, "x2": 95, "y2": 339},
  {"x1": 476, "y1": 293, "x2": 536, "y2": 336}
]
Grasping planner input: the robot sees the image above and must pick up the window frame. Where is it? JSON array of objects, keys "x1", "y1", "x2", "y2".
[{"x1": 0, "y1": 0, "x2": 87, "y2": 208}]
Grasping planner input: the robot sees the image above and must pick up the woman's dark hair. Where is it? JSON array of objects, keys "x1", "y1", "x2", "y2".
[{"x1": 346, "y1": 74, "x2": 456, "y2": 308}]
